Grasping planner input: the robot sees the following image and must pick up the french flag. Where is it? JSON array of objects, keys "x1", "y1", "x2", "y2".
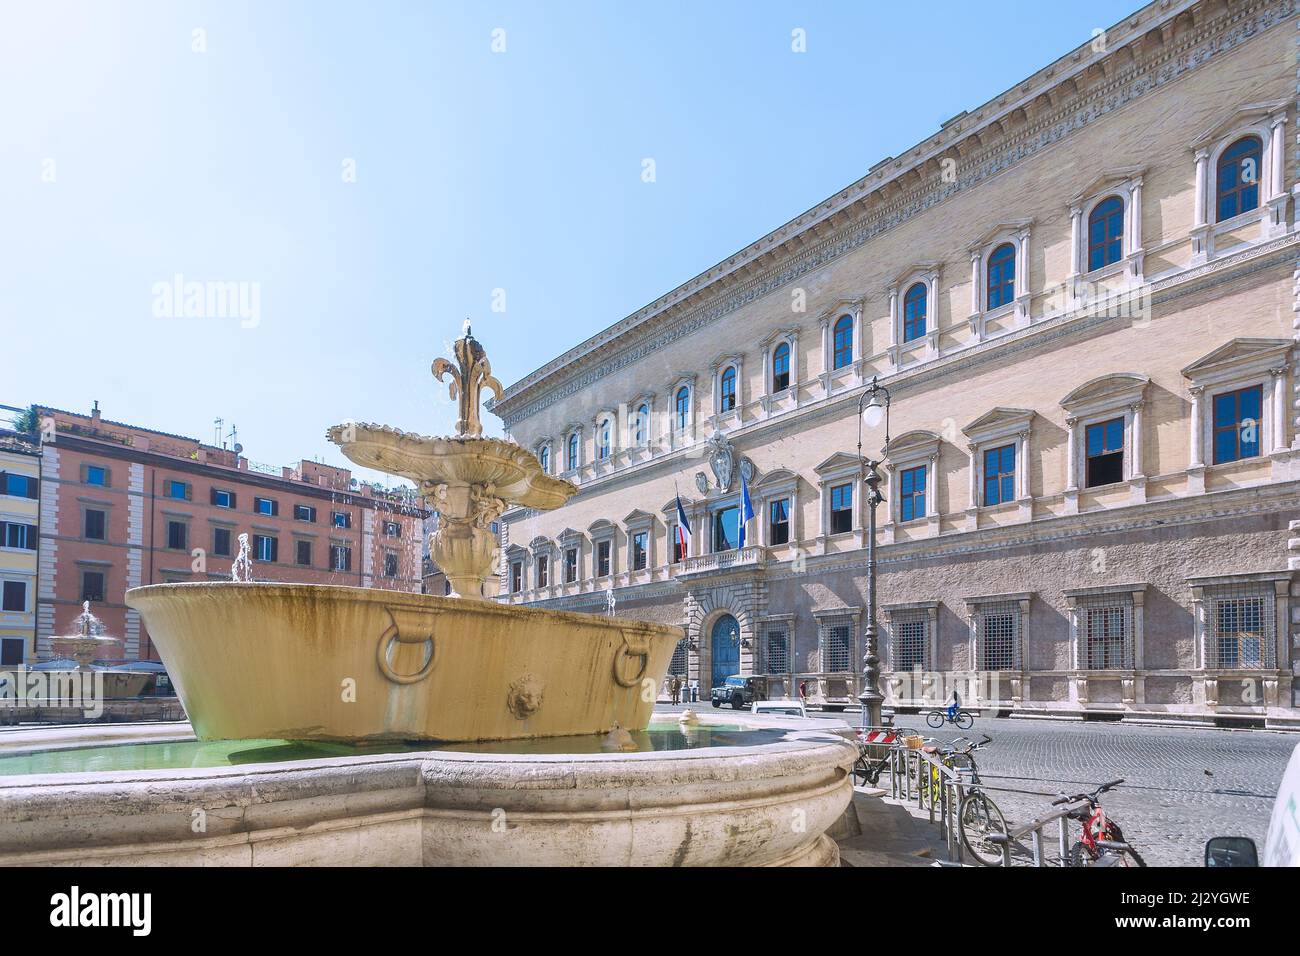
[
  {"x1": 738, "y1": 467, "x2": 755, "y2": 549},
  {"x1": 675, "y1": 492, "x2": 692, "y2": 556}
]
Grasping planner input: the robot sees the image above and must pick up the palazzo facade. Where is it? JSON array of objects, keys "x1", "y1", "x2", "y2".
[{"x1": 492, "y1": 0, "x2": 1300, "y2": 726}]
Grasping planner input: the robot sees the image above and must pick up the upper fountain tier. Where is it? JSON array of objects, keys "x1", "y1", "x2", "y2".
[{"x1": 326, "y1": 322, "x2": 576, "y2": 598}]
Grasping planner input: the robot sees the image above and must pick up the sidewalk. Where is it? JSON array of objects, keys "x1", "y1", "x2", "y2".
[{"x1": 834, "y1": 787, "x2": 948, "y2": 867}]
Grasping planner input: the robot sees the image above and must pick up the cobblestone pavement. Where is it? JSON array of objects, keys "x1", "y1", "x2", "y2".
[{"x1": 654, "y1": 703, "x2": 1297, "y2": 866}]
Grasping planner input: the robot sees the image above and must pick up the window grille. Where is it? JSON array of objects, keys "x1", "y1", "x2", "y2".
[
  {"x1": 765, "y1": 628, "x2": 789, "y2": 674},
  {"x1": 824, "y1": 622, "x2": 853, "y2": 672},
  {"x1": 893, "y1": 619, "x2": 927, "y2": 671},
  {"x1": 1081, "y1": 599, "x2": 1133, "y2": 669},
  {"x1": 668, "y1": 638, "x2": 689, "y2": 676},
  {"x1": 977, "y1": 603, "x2": 1019, "y2": 670},
  {"x1": 1207, "y1": 586, "x2": 1275, "y2": 669}
]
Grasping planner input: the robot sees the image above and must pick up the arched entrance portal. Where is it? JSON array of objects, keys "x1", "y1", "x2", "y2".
[{"x1": 710, "y1": 614, "x2": 740, "y2": 688}]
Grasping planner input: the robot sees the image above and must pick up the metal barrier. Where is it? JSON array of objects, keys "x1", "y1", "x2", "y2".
[{"x1": 984, "y1": 800, "x2": 1088, "y2": 867}]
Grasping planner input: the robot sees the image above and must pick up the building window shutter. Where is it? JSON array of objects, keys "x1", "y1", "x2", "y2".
[{"x1": 210, "y1": 488, "x2": 218, "y2": 505}]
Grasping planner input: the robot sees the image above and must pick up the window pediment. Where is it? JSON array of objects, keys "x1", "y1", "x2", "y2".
[
  {"x1": 887, "y1": 429, "x2": 942, "y2": 464},
  {"x1": 753, "y1": 466, "x2": 799, "y2": 490},
  {"x1": 963, "y1": 407, "x2": 1034, "y2": 443},
  {"x1": 587, "y1": 518, "x2": 616, "y2": 536},
  {"x1": 504, "y1": 544, "x2": 527, "y2": 559},
  {"x1": 1191, "y1": 99, "x2": 1289, "y2": 150},
  {"x1": 623, "y1": 509, "x2": 655, "y2": 528},
  {"x1": 528, "y1": 535, "x2": 552, "y2": 552},
  {"x1": 1060, "y1": 373, "x2": 1149, "y2": 415},
  {"x1": 1070, "y1": 166, "x2": 1145, "y2": 207},
  {"x1": 890, "y1": 262, "x2": 941, "y2": 290},
  {"x1": 813, "y1": 451, "x2": 862, "y2": 476},
  {"x1": 1181, "y1": 338, "x2": 1291, "y2": 387},
  {"x1": 968, "y1": 220, "x2": 1032, "y2": 251},
  {"x1": 660, "y1": 496, "x2": 696, "y2": 515},
  {"x1": 557, "y1": 527, "x2": 583, "y2": 543}
]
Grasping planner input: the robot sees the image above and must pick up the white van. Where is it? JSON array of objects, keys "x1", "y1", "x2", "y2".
[{"x1": 1206, "y1": 740, "x2": 1300, "y2": 867}]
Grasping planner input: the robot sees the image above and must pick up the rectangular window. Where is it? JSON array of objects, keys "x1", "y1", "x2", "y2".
[
  {"x1": 1212, "y1": 386, "x2": 1263, "y2": 465},
  {"x1": 766, "y1": 628, "x2": 789, "y2": 675},
  {"x1": 254, "y1": 534, "x2": 277, "y2": 563},
  {"x1": 564, "y1": 547, "x2": 578, "y2": 583},
  {"x1": 84, "y1": 509, "x2": 106, "y2": 541},
  {"x1": 713, "y1": 507, "x2": 740, "y2": 551},
  {"x1": 1085, "y1": 418, "x2": 1124, "y2": 488},
  {"x1": 899, "y1": 466, "x2": 926, "y2": 522},
  {"x1": 254, "y1": 497, "x2": 277, "y2": 517},
  {"x1": 825, "y1": 623, "x2": 852, "y2": 672},
  {"x1": 510, "y1": 561, "x2": 522, "y2": 593},
  {"x1": 632, "y1": 532, "x2": 648, "y2": 571},
  {"x1": 669, "y1": 638, "x2": 689, "y2": 676},
  {"x1": 983, "y1": 444, "x2": 1016, "y2": 507},
  {"x1": 330, "y1": 544, "x2": 351, "y2": 572},
  {"x1": 2, "y1": 580, "x2": 26, "y2": 612},
  {"x1": 829, "y1": 484, "x2": 852, "y2": 535},
  {"x1": 2, "y1": 473, "x2": 36, "y2": 498},
  {"x1": 535, "y1": 554, "x2": 549, "y2": 588},
  {"x1": 384, "y1": 521, "x2": 401, "y2": 538},
  {"x1": 894, "y1": 619, "x2": 927, "y2": 671},
  {"x1": 2, "y1": 522, "x2": 37, "y2": 550},
  {"x1": 85, "y1": 465, "x2": 107, "y2": 487},
  {"x1": 1210, "y1": 593, "x2": 1274, "y2": 669},
  {"x1": 385, "y1": 550, "x2": 399, "y2": 578},
  {"x1": 597, "y1": 540, "x2": 611, "y2": 577},
  {"x1": 294, "y1": 504, "x2": 317, "y2": 522},
  {"x1": 81, "y1": 571, "x2": 105, "y2": 603},
  {"x1": 769, "y1": 498, "x2": 790, "y2": 545},
  {"x1": 978, "y1": 609, "x2": 1018, "y2": 671},
  {"x1": 165, "y1": 480, "x2": 188, "y2": 500},
  {"x1": 1083, "y1": 604, "x2": 1130, "y2": 669},
  {"x1": 167, "y1": 520, "x2": 187, "y2": 551},
  {"x1": 213, "y1": 527, "x2": 232, "y2": 557},
  {"x1": 296, "y1": 539, "x2": 312, "y2": 566},
  {"x1": 332, "y1": 511, "x2": 351, "y2": 529},
  {"x1": 211, "y1": 488, "x2": 235, "y2": 509},
  {"x1": 671, "y1": 526, "x2": 686, "y2": 563},
  {"x1": 0, "y1": 638, "x2": 22, "y2": 666}
]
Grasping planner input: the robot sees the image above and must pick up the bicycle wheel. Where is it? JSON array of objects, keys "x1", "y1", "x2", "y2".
[
  {"x1": 1101, "y1": 822, "x2": 1147, "y2": 868},
  {"x1": 959, "y1": 792, "x2": 1007, "y2": 866},
  {"x1": 954, "y1": 711, "x2": 974, "y2": 730},
  {"x1": 926, "y1": 710, "x2": 944, "y2": 728}
]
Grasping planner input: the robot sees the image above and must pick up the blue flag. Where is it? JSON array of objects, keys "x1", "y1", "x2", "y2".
[{"x1": 738, "y1": 468, "x2": 755, "y2": 549}]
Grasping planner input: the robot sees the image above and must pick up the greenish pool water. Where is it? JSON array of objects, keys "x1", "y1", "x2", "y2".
[{"x1": 0, "y1": 721, "x2": 789, "y2": 776}]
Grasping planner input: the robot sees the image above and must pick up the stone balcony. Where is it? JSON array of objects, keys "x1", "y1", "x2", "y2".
[{"x1": 674, "y1": 545, "x2": 767, "y2": 580}]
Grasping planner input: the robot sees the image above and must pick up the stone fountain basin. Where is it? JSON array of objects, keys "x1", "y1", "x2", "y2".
[
  {"x1": 0, "y1": 714, "x2": 856, "y2": 866},
  {"x1": 124, "y1": 583, "x2": 681, "y2": 743}
]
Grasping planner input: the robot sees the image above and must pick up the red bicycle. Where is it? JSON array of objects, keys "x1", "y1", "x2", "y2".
[{"x1": 1053, "y1": 778, "x2": 1146, "y2": 867}]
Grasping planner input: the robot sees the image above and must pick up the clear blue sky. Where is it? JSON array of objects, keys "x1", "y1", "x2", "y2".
[{"x1": 0, "y1": 0, "x2": 1142, "y2": 487}]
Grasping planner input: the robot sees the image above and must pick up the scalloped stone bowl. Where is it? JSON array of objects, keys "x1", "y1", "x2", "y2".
[{"x1": 126, "y1": 582, "x2": 681, "y2": 743}]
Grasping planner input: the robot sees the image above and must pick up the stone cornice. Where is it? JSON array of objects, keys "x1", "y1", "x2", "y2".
[{"x1": 493, "y1": 0, "x2": 1293, "y2": 426}]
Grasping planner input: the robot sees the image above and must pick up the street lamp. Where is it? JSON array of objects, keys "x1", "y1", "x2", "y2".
[{"x1": 856, "y1": 376, "x2": 891, "y2": 730}]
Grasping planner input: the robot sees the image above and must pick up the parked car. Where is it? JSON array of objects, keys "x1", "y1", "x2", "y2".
[
  {"x1": 752, "y1": 699, "x2": 807, "y2": 718},
  {"x1": 711, "y1": 675, "x2": 761, "y2": 710}
]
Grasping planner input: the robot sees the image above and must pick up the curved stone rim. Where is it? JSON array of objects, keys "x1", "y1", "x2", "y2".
[
  {"x1": 124, "y1": 581, "x2": 682, "y2": 641},
  {"x1": 325, "y1": 423, "x2": 577, "y2": 510}
]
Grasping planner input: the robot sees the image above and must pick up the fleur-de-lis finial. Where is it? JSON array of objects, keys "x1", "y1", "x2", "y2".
[{"x1": 432, "y1": 320, "x2": 503, "y2": 438}]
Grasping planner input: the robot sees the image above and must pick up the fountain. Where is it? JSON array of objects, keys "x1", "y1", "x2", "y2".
[
  {"x1": 45, "y1": 602, "x2": 151, "y2": 699},
  {"x1": 0, "y1": 325, "x2": 856, "y2": 866}
]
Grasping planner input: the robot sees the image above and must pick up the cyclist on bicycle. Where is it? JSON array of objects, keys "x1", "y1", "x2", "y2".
[{"x1": 945, "y1": 690, "x2": 962, "y2": 720}]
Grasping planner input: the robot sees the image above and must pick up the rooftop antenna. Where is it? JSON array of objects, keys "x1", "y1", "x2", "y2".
[{"x1": 214, "y1": 417, "x2": 224, "y2": 448}]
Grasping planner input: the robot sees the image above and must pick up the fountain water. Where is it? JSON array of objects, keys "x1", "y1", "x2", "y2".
[{"x1": 0, "y1": 325, "x2": 855, "y2": 867}]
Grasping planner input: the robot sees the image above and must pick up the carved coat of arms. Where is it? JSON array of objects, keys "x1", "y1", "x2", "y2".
[{"x1": 706, "y1": 432, "x2": 735, "y2": 492}]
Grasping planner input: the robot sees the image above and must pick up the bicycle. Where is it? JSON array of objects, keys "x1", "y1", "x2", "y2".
[
  {"x1": 908, "y1": 734, "x2": 1007, "y2": 865},
  {"x1": 1053, "y1": 778, "x2": 1146, "y2": 867},
  {"x1": 851, "y1": 727, "x2": 917, "y2": 786},
  {"x1": 925, "y1": 705, "x2": 974, "y2": 730}
]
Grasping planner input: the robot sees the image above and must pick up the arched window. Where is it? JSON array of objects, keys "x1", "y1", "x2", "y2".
[
  {"x1": 1087, "y1": 196, "x2": 1124, "y2": 271},
  {"x1": 986, "y1": 243, "x2": 1016, "y2": 311},
  {"x1": 634, "y1": 404, "x2": 649, "y2": 446},
  {"x1": 832, "y1": 315, "x2": 853, "y2": 370},
  {"x1": 719, "y1": 366, "x2": 737, "y2": 412},
  {"x1": 539, "y1": 445, "x2": 550, "y2": 474},
  {"x1": 1216, "y1": 136, "x2": 1263, "y2": 222},
  {"x1": 566, "y1": 433, "x2": 578, "y2": 471},
  {"x1": 772, "y1": 342, "x2": 791, "y2": 392},
  {"x1": 675, "y1": 386, "x2": 691, "y2": 430},
  {"x1": 597, "y1": 418, "x2": 611, "y2": 460},
  {"x1": 903, "y1": 284, "x2": 927, "y2": 342}
]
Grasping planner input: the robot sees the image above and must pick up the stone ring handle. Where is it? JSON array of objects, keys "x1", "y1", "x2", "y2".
[
  {"x1": 377, "y1": 607, "x2": 438, "y2": 685},
  {"x1": 612, "y1": 634, "x2": 650, "y2": 688}
]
